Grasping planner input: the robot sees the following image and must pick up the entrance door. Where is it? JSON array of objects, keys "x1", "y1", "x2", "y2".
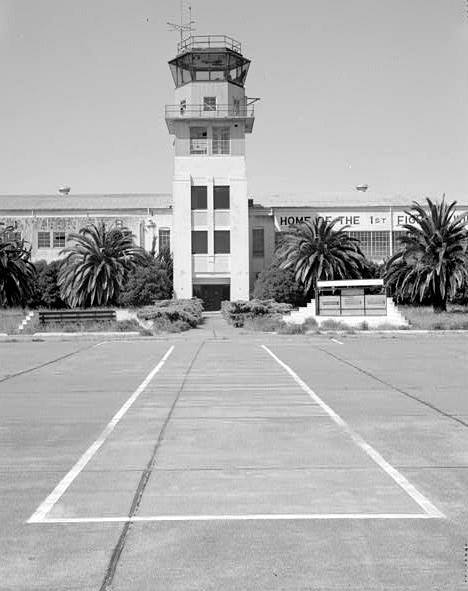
[{"x1": 193, "y1": 284, "x2": 230, "y2": 311}]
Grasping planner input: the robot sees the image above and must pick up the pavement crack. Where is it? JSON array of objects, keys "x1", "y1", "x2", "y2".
[
  {"x1": 99, "y1": 341, "x2": 205, "y2": 591},
  {"x1": 0, "y1": 343, "x2": 99, "y2": 384},
  {"x1": 316, "y1": 345, "x2": 468, "y2": 429}
]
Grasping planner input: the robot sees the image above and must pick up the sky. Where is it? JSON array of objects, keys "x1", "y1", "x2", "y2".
[{"x1": 1, "y1": 0, "x2": 467, "y2": 199}]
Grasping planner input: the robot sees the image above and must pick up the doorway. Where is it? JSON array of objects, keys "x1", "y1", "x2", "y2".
[{"x1": 193, "y1": 284, "x2": 230, "y2": 311}]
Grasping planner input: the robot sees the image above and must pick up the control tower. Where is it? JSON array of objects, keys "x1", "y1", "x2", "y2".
[{"x1": 165, "y1": 35, "x2": 257, "y2": 310}]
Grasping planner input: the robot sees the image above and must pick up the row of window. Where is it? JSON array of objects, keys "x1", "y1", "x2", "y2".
[
  {"x1": 347, "y1": 231, "x2": 390, "y2": 260},
  {"x1": 31, "y1": 228, "x2": 407, "y2": 260},
  {"x1": 181, "y1": 97, "x2": 244, "y2": 114},
  {"x1": 191, "y1": 186, "x2": 230, "y2": 210},
  {"x1": 190, "y1": 127, "x2": 230, "y2": 155},
  {"x1": 36, "y1": 229, "x2": 171, "y2": 252},
  {"x1": 37, "y1": 231, "x2": 66, "y2": 248},
  {"x1": 192, "y1": 230, "x2": 230, "y2": 254},
  {"x1": 274, "y1": 230, "x2": 408, "y2": 261}
]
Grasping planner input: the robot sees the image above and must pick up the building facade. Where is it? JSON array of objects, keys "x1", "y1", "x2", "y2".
[
  {"x1": 2, "y1": 191, "x2": 467, "y2": 306},
  {"x1": 1, "y1": 36, "x2": 467, "y2": 310}
]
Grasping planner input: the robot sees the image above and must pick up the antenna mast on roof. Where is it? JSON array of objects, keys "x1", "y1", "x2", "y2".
[{"x1": 167, "y1": 0, "x2": 195, "y2": 44}]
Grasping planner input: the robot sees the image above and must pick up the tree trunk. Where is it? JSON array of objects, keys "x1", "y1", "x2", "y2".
[
  {"x1": 433, "y1": 302, "x2": 446, "y2": 313},
  {"x1": 432, "y1": 283, "x2": 447, "y2": 313}
]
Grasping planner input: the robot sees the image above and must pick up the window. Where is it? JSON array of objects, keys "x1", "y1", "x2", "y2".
[
  {"x1": 203, "y1": 97, "x2": 216, "y2": 111},
  {"x1": 214, "y1": 186, "x2": 230, "y2": 209},
  {"x1": 53, "y1": 232, "x2": 66, "y2": 248},
  {"x1": 191, "y1": 186, "x2": 207, "y2": 210},
  {"x1": 37, "y1": 231, "x2": 51, "y2": 248},
  {"x1": 158, "y1": 228, "x2": 170, "y2": 252},
  {"x1": 192, "y1": 231, "x2": 208, "y2": 254},
  {"x1": 252, "y1": 228, "x2": 265, "y2": 257},
  {"x1": 190, "y1": 127, "x2": 208, "y2": 155},
  {"x1": 214, "y1": 230, "x2": 230, "y2": 254},
  {"x1": 212, "y1": 127, "x2": 230, "y2": 155},
  {"x1": 346, "y1": 231, "x2": 390, "y2": 261},
  {"x1": 0, "y1": 228, "x2": 21, "y2": 243},
  {"x1": 274, "y1": 231, "x2": 285, "y2": 251},
  {"x1": 392, "y1": 231, "x2": 408, "y2": 254}
]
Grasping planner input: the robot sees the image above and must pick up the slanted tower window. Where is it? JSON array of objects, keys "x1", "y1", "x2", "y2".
[
  {"x1": 203, "y1": 97, "x2": 217, "y2": 111},
  {"x1": 190, "y1": 127, "x2": 208, "y2": 154},
  {"x1": 212, "y1": 127, "x2": 230, "y2": 155}
]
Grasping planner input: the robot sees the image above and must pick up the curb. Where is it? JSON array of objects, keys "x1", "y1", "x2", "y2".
[
  {"x1": 315, "y1": 329, "x2": 468, "y2": 335},
  {"x1": 0, "y1": 331, "x2": 143, "y2": 341}
]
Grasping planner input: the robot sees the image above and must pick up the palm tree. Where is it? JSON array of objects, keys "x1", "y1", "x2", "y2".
[
  {"x1": 58, "y1": 223, "x2": 146, "y2": 307},
  {"x1": 0, "y1": 227, "x2": 36, "y2": 307},
  {"x1": 277, "y1": 217, "x2": 368, "y2": 296},
  {"x1": 385, "y1": 197, "x2": 468, "y2": 313}
]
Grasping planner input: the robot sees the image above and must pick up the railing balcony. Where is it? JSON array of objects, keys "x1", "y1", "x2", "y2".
[
  {"x1": 177, "y1": 35, "x2": 242, "y2": 55},
  {"x1": 165, "y1": 103, "x2": 255, "y2": 133}
]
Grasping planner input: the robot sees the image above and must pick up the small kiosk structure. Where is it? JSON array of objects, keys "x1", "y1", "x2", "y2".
[
  {"x1": 283, "y1": 278, "x2": 408, "y2": 327},
  {"x1": 316, "y1": 279, "x2": 386, "y2": 317}
]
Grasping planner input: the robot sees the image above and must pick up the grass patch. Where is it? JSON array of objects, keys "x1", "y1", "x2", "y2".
[
  {"x1": 242, "y1": 315, "x2": 283, "y2": 332},
  {"x1": 242, "y1": 315, "x2": 318, "y2": 335},
  {"x1": 319, "y1": 319, "x2": 350, "y2": 331},
  {"x1": 400, "y1": 305, "x2": 468, "y2": 330},
  {"x1": 28, "y1": 319, "x2": 141, "y2": 334}
]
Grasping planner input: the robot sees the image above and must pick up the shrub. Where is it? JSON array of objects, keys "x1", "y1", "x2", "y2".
[
  {"x1": 115, "y1": 319, "x2": 141, "y2": 332},
  {"x1": 451, "y1": 284, "x2": 468, "y2": 305},
  {"x1": 253, "y1": 260, "x2": 306, "y2": 306},
  {"x1": 29, "y1": 260, "x2": 66, "y2": 309},
  {"x1": 137, "y1": 298, "x2": 204, "y2": 329},
  {"x1": 0, "y1": 227, "x2": 36, "y2": 307},
  {"x1": 221, "y1": 299, "x2": 293, "y2": 327},
  {"x1": 119, "y1": 262, "x2": 172, "y2": 307}
]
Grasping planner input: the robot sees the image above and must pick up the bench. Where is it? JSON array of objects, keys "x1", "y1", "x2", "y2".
[{"x1": 38, "y1": 309, "x2": 116, "y2": 324}]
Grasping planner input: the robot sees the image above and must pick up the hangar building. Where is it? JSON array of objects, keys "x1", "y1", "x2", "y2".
[{"x1": 1, "y1": 35, "x2": 467, "y2": 310}]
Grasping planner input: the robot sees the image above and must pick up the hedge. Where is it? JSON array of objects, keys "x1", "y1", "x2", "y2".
[
  {"x1": 221, "y1": 299, "x2": 292, "y2": 327},
  {"x1": 137, "y1": 298, "x2": 204, "y2": 329}
]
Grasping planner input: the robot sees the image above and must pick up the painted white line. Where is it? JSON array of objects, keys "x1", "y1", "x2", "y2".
[
  {"x1": 27, "y1": 345, "x2": 175, "y2": 524},
  {"x1": 330, "y1": 338, "x2": 343, "y2": 345},
  {"x1": 38, "y1": 512, "x2": 436, "y2": 524},
  {"x1": 261, "y1": 345, "x2": 445, "y2": 519}
]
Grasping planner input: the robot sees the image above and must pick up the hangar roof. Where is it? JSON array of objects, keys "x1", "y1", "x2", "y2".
[
  {"x1": 254, "y1": 191, "x2": 468, "y2": 209},
  {"x1": 0, "y1": 191, "x2": 466, "y2": 214},
  {"x1": 0, "y1": 193, "x2": 172, "y2": 213}
]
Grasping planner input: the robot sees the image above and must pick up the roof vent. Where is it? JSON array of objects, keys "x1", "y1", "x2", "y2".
[{"x1": 355, "y1": 184, "x2": 369, "y2": 192}]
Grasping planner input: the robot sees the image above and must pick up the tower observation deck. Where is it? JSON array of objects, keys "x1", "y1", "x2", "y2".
[{"x1": 165, "y1": 35, "x2": 257, "y2": 134}]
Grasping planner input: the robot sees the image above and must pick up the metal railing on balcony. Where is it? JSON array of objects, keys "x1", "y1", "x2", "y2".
[
  {"x1": 165, "y1": 103, "x2": 255, "y2": 120},
  {"x1": 177, "y1": 35, "x2": 242, "y2": 55}
]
